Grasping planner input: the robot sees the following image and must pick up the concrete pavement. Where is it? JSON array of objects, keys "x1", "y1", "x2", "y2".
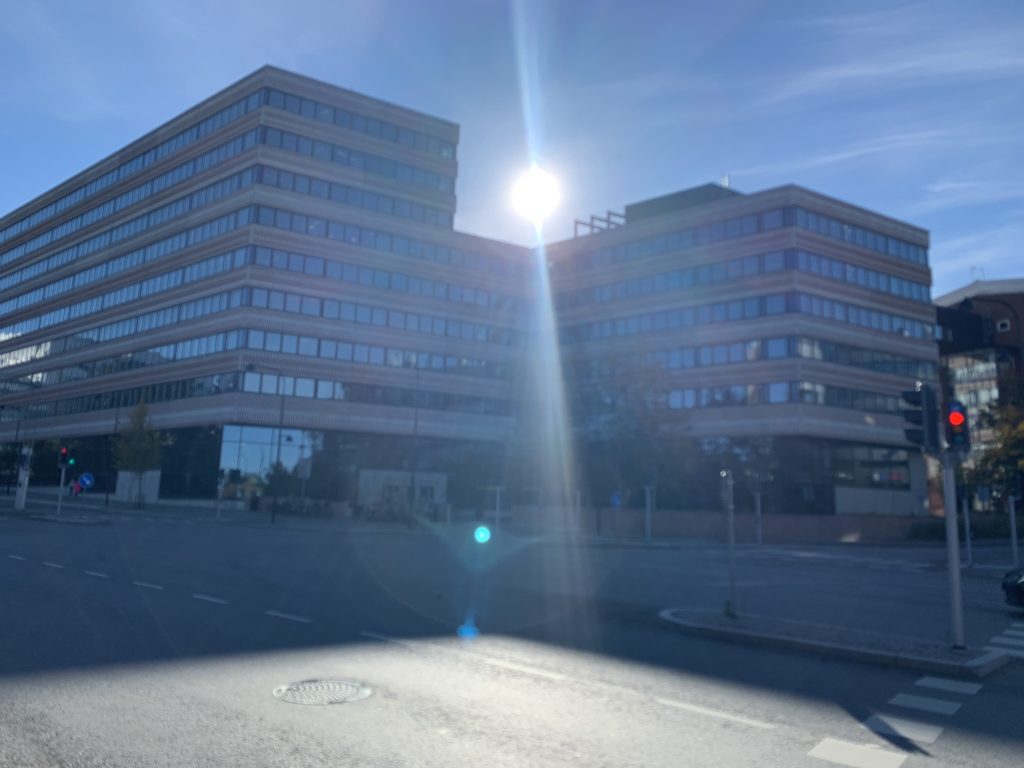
[{"x1": 1, "y1": 513, "x2": 1021, "y2": 766}]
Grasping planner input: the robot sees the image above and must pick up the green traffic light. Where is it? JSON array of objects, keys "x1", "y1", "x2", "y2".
[{"x1": 68, "y1": 457, "x2": 76, "y2": 466}]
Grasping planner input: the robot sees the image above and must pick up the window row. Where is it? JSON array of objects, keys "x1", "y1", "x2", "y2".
[
  {"x1": 666, "y1": 380, "x2": 900, "y2": 414},
  {"x1": 0, "y1": 287, "x2": 244, "y2": 372},
  {"x1": 252, "y1": 204, "x2": 520, "y2": 277},
  {"x1": 263, "y1": 88, "x2": 455, "y2": 159},
  {"x1": 241, "y1": 370, "x2": 510, "y2": 415},
  {"x1": 246, "y1": 328, "x2": 510, "y2": 379},
  {"x1": 261, "y1": 126, "x2": 453, "y2": 193},
  {"x1": 0, "y1": 90, "x2": 262, "y2": 248},
  {"x1": 0, "y1": 130, "x2": 258, "y2": 270},
  {"x1": 251, "y1": 243, "x2": 518, "y2": 314},
  {"x1": 833, "y1": 445, "x2": 910, "y2": 489},
  {"x1": 556, "y1": 248, "x2": 929, "y2": 310},
  {"x1": 0, "y1": 169, "x2": 255, "y2": 298},
  {"x1": 794, "y1": 208, "x2": 927, "y2": 266},
  {"x1": 0, "y1": 330, "x2": 245, "y2": 394},
  {"x1": 0, "y1": 208, "x2": 252, "y2": 336},
  {"x1": 0, "y1": 322, "x2": 512, "y2": 396},
  {"x1": 632, "y1": 335, "x2": 936, "y2": 379},
  {"x1": 0, "y1": 368, "x2": 512, "y2": 427},
  {"x1": 565, "y1": 206, "x2": 928, "y2": 273},
  {"x1": 564, "y1": 292, "x2": 934, "y2": 343},
  {"x1": 250, "y1": 285, "x2": 517, "y2": 346},
  {"x1": 257, "y1": 164, "x2": 452, "y2": 228}
]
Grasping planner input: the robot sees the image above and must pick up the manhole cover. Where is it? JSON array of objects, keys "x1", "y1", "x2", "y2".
[{"x1": 272, "y1": 679, "x2": 372, "y2": 705}]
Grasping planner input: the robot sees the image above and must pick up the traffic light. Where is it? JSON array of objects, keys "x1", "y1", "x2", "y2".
[
  {"x1": 900, "y1": 383, "x2": 940, "y2": 454},
  {"x1": 58, "y1": 446, "x2": 69, "y2": 468},
  {"x1": 945, "y1": 401, "x2": 970, "y2": 452},
  {"x1": 68, "y1": 455, "x2": 76, "y2": 467}
]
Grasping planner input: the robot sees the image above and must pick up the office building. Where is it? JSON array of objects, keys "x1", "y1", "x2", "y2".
[
  {"x1": 0, "y1": 68, "x2": 938, "y2": 517},
  {"x1": 0, "y1": 67, "x2": 527, "y2": 507},
  {"x1": 549, "y1": 184, "x2": 937, "y2": 515}
]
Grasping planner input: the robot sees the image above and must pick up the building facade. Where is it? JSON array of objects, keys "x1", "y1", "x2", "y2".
[
  {"x1": 549, "y1": 184, "x2": 937, "y2": 515},
  {"x1": 936, "y1": 279, "x2": 1024, "y2": 454},
  {"x1": 0, "y1": 68, "x2": 938, "y2": 517},
  {"x1": 0, "y1": 67, "x2": 528, "y2": 507}
]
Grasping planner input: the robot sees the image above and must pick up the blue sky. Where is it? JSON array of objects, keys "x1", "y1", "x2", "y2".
[{"x1": 0, "y1": 0, "x2": 1021, "y2": 296}]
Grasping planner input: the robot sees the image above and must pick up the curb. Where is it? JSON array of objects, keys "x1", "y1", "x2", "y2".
[{"x1": 657, "y1": 608, "x2": 1014, "y2": 679}]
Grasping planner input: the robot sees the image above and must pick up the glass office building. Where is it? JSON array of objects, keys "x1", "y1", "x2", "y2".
[{"x1": 0, "y1": 68, "x2": 937, "y2": 516}]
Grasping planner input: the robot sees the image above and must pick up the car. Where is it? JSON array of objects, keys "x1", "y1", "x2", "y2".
[{"x1": 1002, "y1": 567, "x2": 1024, "y2": 608}]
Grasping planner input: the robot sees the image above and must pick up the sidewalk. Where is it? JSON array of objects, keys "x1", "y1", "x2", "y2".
[{"x1": 658, "y1": 607, "x2": 1014, "y2": 679}]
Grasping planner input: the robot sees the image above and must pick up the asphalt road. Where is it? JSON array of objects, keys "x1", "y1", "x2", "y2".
[{"x1": 1, "y1": 515, "x2": 1021, "y2": 767}]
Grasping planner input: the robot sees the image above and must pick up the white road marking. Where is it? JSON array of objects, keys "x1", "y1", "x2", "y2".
[
  {"x1": 133, "y1": 580, "x2": 164, "y2": 590},
  {"x1": 653, "y1": 697, "x2": 775, "y2": 730},
  {"x1": 83, "y1": 570, "x2": 109, "y2": 579},
  {"x1": 808, "y1": 737, "x2": 906, "y2": 768},
  {"x1": 989, "y1": 635, "x2": 1024, "y2": 648},
  {"x1": 915, "y1": 676, "x2": 981, "y2": 695},
  {"x1": 1013, "y1": 622, "x2": 1024, "y2": 629},
  {"x1": 7, "y1": 554, "x2": 26, "y2": 561},
  {"x1": 360, "y1": 630, "x2": 417, "y2": 648},
  {"x1": 42, "y1": 561, "x2": 64, "y2": 569},
  {"x1": 985, "y1": 645, "x2": 1024, "y2": 658},
  {"x1": 863, "y1": 714, "x2": 944, "y2": 744},
  {"x1": 265, "y1": 610, "x2": 312, "y2": 624},
  {"x1": 888, "y1": 693, "x2": 961, "y2": 716},
  {"x1": 481, "y1": 657, "x2": 567, "y2": 682},
  {"x1": 191, "y1": 593, "x2": 229, "y2": 605},
  {"x1": 1002, "y1": 629, "x2": 1024, "y2": 638}
]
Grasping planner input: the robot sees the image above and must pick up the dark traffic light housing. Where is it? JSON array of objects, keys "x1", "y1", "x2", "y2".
[
  {"x1": 945, "y1": 400, "x2": 970, "y2": 452},
  {"x1": 901, "y1": 383, "x2": 940, "y2": 455},
  {"x1": 58, "y1": 446, "x2": 69, "y2": 468}
]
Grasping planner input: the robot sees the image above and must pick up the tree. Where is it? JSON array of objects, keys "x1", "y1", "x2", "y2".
[
  {"x1": 114, "y1": 400, "x2": 161, "y2": 507},
  {"x1": 967, "y1": 402, "x2": 1024, "y2": 506}
]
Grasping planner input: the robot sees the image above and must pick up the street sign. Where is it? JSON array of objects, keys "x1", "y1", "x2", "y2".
[
  {"x1": 610, "y1": 492, "x2": 622, "y2": 508},
  {"x1": 79, "y1": 472, "x2": 95, "y2": 490}
]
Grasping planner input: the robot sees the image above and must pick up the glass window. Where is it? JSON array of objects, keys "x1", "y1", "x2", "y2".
[
  {"x1": 767, "y1": 382, "x2": 789, "y2": 403},
  {"x1": 295, "y1": 378, "x2": 315, "y2": 398}
]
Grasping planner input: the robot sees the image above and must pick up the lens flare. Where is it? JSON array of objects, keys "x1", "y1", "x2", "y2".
[{"x1": 512, "y1": 165, "x2": 560, "y2": 227}]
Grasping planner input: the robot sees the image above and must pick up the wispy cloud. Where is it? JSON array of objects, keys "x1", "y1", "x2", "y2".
[
  {"x1": 931, "y1": 217, "x2": 1024, "y2": 295},
  {"x1": 757, "y1": 6, "x2": 1024, "y2": 110},
  {"x1": 901, "y1": 179, "x2": 1024, "y2": 217},
  {"x1": 734, "y1": 129, "x2": 954, "y2": 179}
]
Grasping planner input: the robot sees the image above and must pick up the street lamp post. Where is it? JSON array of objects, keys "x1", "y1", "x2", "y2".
[
  {"x1": 105, "y1": 399, "x2": 121, "y2": 507},
  {"x1": 1, "y1": 405, "x2": 22, "y2": 496},
  {"x1": 406, "y1": 359, "x2": 421, "y2": 527}
]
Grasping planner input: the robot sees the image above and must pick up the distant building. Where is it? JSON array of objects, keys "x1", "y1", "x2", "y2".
[
  {"x1": 0, "y1": 67, "x2": 938, "y2": 517},
  {"x1": 935, "y1": 279, "x2": 1024, "y2": 452}
]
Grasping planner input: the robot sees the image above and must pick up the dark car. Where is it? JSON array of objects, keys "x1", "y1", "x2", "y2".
[{"x1": 1003, "y1": 567, "x2": 1024, "y2": 608}]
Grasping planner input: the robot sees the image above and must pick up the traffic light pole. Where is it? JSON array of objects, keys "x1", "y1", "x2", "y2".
[
  {"x1": 56, "y1": 465, "x2": 66, "y2": 517},
  {"x1": 941, "y1": 451, "x2": 965, "y2": 649}
]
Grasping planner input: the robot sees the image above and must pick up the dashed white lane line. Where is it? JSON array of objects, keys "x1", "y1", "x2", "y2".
[
  {"x1": 653, "y1": 697, "x2": 775, "y2": 730},
  {"x1": 808, "y1": 737, "x2": 906, "y2": 768},
  {"x1": 888, "y1": 693, "x2": 961, "y2": 716},
  {"x1": 7, "y1": 554, "x2": 26, "y2": 560},
  {"x1": 83, "y1": 570, "x2": 110, "y2": 579},
  {"x1": 133, "y1": 580, "x2": 164, "y2": 590},
  {"x1": 481, "y1": 657, "x2": 567, "y2": 682},
  {"x1": 42, "y1": 561, "x2": 64, "y2": 569},
  {"x1": 1013, "y1": 622, "x2": 1024, "y2": 629},
  {"x1": 264, "y1": 610, "x2": 312, "y2": 624},
  {"x1": 862, "y1": 714, "x2": 944, "y2": 745},
  {"x1": 360, "y1": 630, "x2": 417, "y2": 648},
  {"x1": 915, "y1": 676, "x2": 982, "y2": 695},
  {"x1": 191, "y1": 593, "x2": 229, "y2": 605}
]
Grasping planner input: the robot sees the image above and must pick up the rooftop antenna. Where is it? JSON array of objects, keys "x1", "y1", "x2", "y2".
[{"x1": 969, "y1": 266, "x2": 986, "y2": 282}]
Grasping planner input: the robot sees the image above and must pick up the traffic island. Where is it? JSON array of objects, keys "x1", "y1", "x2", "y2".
[{"x1": 658, "y1": 607, "x2": 1012, "y2": 678}]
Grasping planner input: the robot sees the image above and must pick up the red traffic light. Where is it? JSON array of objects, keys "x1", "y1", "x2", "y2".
[{"x1": 948, "y1": 411, "x2": 965, "y2": 427}]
